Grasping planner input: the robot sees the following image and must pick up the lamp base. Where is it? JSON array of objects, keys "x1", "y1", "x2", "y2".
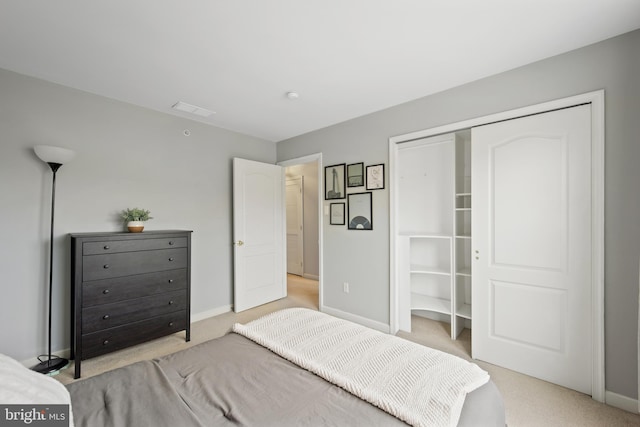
[{"x1": 31, "y1": 357, "x2": 69, "y2": 375}]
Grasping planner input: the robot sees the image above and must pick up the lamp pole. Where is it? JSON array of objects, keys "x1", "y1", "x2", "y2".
[{"x1": 32, "y1": 145, "x2": 74, "y2": 375}]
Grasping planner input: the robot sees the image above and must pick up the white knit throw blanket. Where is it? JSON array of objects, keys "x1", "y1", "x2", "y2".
[{"x1": 232, "y1": 308, "x2": 489, "y2": 427}]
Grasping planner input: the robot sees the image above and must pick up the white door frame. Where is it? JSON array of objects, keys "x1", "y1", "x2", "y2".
[
  {"x1": 389, "y1": 90, "x2": 605, "y2": 402},
  {"x1": 278, "y1": 153, "x2": 324, "y2": 311}
]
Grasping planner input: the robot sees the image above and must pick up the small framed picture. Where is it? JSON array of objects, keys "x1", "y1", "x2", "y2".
[
  {"x1": 347, "y1": 162, "x2": 364, "y2": 187},
  {"x1": 329, "y1": 203, "x2": 345, "y2": 225},
  {"x1": 347, "y1": 192, "x2": 373, "y2": 230},
  {"x1": 366, "y1": 164, "x2": 385, "y2": 190},
  {"x1": 325, "y1": 163, "x2": 346, "y2": 200}
]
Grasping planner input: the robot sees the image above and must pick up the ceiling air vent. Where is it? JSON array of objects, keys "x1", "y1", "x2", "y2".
[{"x1": 172, "y1": 101, "x2": 216, "y2": 117}]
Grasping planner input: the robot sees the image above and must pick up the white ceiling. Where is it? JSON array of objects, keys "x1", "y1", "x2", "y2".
[{"x1": 1, "y1": 1, "x2": 639, "y2": 142}]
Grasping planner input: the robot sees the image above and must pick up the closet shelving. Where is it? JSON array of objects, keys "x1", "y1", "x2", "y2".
[
  {"x1": 396, "y1": 130, "x2": 472, "y2": 339},
  {"x1": 453, "y1": 132, "x2": 472, "y2": 334},
  {"x1": 408, "y1": 234, "x2": 453, "y2": 316}
]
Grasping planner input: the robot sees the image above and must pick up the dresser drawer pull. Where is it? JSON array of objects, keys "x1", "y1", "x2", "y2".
[
  {"x1": 103, "y1": 264, "x2": 110, "y2": 269},
  {"x1": 103, "y1": 340, "x2": 109, "y2": 346},
  {"x1": 102, "y1": 314, "x2": 110, "y2": 320},
  {"x1": 168, "y1": 322, "x2": 174, "y2": 327},
  {"x1": 103, "y1": 245, "x2": 110, "y2": 250},
  {"x1": 168, "y1": 300, "x2": 174, "y2": 305},
  {"x1": 168, "y1": 257, "x2": 174, "y2": 262},
  {"x1": 168, "y1": 279, "x2": 174, "y2": 283},
  {"x1": 102, "y1": 289, "x2": 110, "y2": 294},
  {"x1": 169, "y1": 241, "x2": 174, "y2": 246}
]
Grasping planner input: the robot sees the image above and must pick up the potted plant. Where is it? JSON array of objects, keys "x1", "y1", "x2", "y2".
[{"x1": 121, "y1": 208, "x2": 153, "y2": 233}]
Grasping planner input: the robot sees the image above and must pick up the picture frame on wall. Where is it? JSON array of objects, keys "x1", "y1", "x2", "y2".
[
  {"x1": 366, "y1": 164, "x2": 385, "y2": 190},
  {"x1": 325, "y1": 163, "x2": 346, "y2": 199},
  {"x1": 347, "y1": 192, "x2": 373, "y2": 230},
  {"x1": 347, "y1": 162, "x2": 364, "y2": 187},
  {"x1": 329, "y1": 203, "x2": 345, "y2": 225}
]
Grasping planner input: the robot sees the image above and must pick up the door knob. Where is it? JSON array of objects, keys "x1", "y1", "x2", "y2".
[{"x1": 235, "y1": 240, "x2": 244, "y2": 246}]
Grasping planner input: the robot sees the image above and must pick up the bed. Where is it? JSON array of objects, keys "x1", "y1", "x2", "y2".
[{"x1": 65, "y1": 308, "x2": 504, "y2": 427}]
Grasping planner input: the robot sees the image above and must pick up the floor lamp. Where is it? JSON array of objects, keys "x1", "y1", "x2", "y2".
[{"x1": 32, "y1": 145, "x2": 76, "y2": 375}]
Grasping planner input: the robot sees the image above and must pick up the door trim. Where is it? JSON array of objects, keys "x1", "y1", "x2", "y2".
[
  {"x1": 278, "y1": 153, "x2": 324, "y2": 311},
  {"x1": 389, "y1": 90, "x2": 605, "y2": 402}
]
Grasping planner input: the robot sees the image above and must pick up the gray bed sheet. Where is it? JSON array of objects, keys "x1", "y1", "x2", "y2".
[{"x1": 67, "y1": 333, "x2": 504, "y2": 427}]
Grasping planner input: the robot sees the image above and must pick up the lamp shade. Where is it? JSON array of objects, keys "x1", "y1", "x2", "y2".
[{"x1": 34, "y1": 145, "x2": 76, "y2": 165}]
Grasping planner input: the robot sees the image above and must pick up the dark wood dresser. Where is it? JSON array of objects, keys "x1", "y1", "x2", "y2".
[{"x1": 70, "y1": 230, "x2": 192, "y2": 378}]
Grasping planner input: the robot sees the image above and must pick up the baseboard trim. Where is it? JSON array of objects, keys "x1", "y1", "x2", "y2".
[
  {"x1": 191, "y1": 305, "x2": 232, "y2": 323},
  {"x1": 605, "y1": 390, "x2": 639, "y2": 414},
  {"x1": 302, "y1": 273, "x2": 319, "y2": 281},
  {"x1": 320, "y1": 305, "x2": 390, "y2": 333}
]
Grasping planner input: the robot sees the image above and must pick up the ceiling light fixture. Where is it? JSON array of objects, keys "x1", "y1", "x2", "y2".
[
  {"x1": 172, "y1": 101, "x2": 216, "y2": 117},
  {"x1": 286, "y1": 91, "x2": 299, "y2": 100}
]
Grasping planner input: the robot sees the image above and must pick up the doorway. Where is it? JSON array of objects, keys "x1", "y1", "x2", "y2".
[{"x1": 279, "y1": 153, "x2": 323, "y2": 310}]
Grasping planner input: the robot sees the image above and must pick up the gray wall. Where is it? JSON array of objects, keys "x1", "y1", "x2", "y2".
[
  {"x1": 277, "y1": 29, "x2": 640, "y2": 399},
  {"x1": 0, "y1": 68, "x2": 275, "y2": 362},
  {"x1": 285, "y1": 162, "x2": 319, "y2": 279}
]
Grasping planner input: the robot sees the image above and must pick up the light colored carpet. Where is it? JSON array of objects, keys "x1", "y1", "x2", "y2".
[{"x1": 56, "y1": 275, "x2": 639, "y2": 426}]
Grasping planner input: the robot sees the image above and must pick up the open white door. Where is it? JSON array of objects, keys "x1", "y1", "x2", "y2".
[
  {"x1": 233, "y1": 158, "x2": 286, "y2": 312},
  {"x1": 472, "y1": 105, "x2": 592, "y2": 394}
]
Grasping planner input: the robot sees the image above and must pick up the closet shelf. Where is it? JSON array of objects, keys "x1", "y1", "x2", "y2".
[
  {"x1": 411, "y1": 293, "x2": 451, "y2": 315},
  {"x1": 456, "y1": 267, "x2": 472, "y2": 277},
  {"x1": 455, "y1": 303, "x2": 472, "y2": 319},
  {"x1": 410, "y1": 265, "x2": 451, "y2": 276},
  {"x1": 400, "y1": 232, "x2": 451, "y2": 239}
]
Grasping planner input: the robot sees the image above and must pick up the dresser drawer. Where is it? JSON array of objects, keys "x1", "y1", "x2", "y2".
[
  {"x1": 82, "y1": 237, "x2": 188, "y2": 255},
  {"x1": 81, "y1": 313, "x2": 187, "y2": 359},
  {"x1": 82, "y1": 290, "x2": 187, "y2": 334},
  {"x1": 83, "y1": 248, "x2": 187, "y2": 281},
  {"x1": 82, "y1": 269, "x2": 187, "y2": 307}
]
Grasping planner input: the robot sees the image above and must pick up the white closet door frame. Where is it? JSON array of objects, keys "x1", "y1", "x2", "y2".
[{"x1": 389, "y1": 90, "x2": 605, "y2": 402}]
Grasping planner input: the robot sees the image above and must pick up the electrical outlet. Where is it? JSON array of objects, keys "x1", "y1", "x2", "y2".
[{"x1": 343, "y1": 282, "x2": 349, "y2": 293}]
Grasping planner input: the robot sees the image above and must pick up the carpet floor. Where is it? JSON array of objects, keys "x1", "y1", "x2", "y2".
[{"x1": 56, "y1": 275, "x2": 639, "y2": 426}]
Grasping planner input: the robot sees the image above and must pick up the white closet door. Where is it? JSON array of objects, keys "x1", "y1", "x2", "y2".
[{"x1": 472, "y1": 105, "x2": 592, "y2": 394}]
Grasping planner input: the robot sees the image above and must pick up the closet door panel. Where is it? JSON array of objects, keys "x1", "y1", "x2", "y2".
[
  {"x1": 472, "y1": 104, "x2": 592, "y2": 395},
  {"x1": 492, "y1": 136, "x2": 566, "y2": 270}
]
